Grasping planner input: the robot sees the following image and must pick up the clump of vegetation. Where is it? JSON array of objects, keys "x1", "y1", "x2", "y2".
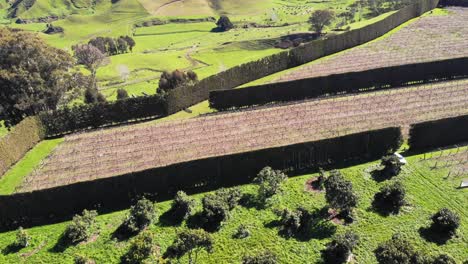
[
  {"x1": 74, "y1": 254, "x2": 95, "y2": 264},
  {"x1": 15, "y1": 227, "x2": 31, "y2": 248},
  {"x1": 316, "y1": 168, "x2": 327, "y2": 191},
  {"x1": 121, "y1": 198, "x2": 156, "y2": 235},
  {"x1": 63, "y1": 209, "x2": 98, "y2": 245},
  {"x1": 374, "y1": 234, "x2": 419, "y2": 264},
  {"x1": 116, "y1": 89, "x2": 129, "y2": 100},
  {"x1": 253, "y1": 167, "x2": 288, "y2": 202},
  {"x1": 0, "y1": 28, "x2": 76, "y2": 127},
  {"x1": 233, "y1": 224, "x2": 251, "y2": 239},
  {"x1": 158, "y1": 69, "x2": 198, "y2": 92},
  {"x1": 432, "y1": 254, "x2": 457, "y2": 264},
  {"x1": 278, "y1": 208, "x2": 303, "y2": 238},
  {"x1": 201, "y1": 188, "x2": 241, "y2": 228},
  {"x1": 372, "y1": 181, "x2": 406, "y2": 215},
  {"x1": 309, "y1": 9, "x2": 335, "y2": 34},
  {"x1": 164, "y1": 229, "x2": 213, "y2": 264},
  {"x1": 321, "y1": 232, "x2": 359, "y2": 264},
  {"x1": 216, "y1": 16, "x2": 234, "y2": 32},
  {"x1": 429, "y1": 208, "x2": 460, "y2": 238},
  {"x1": 324, "y1": 170, "x2": 358, "y2": 221},
  {"x1": 88, "y1": 36, "x2": 136, "y2": 55},
  {"x1": 242, "y1": 250, "x2": 277, "y2": 264},
  {"x1": 168, "y1": 191, "x2": 196, "y2": 223},
  {"x1": 381, "y1": 155, "x2": 404, "y2": 178},
  {"x1": 84, "y1": 87, "x2": 107, "y2": 104},
  {"x1": 121, "y1": 231, "x2": 158, "y2": 264}
]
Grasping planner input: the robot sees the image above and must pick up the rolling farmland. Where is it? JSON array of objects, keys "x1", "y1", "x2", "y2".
[
  {"x1": 273, "y1": 7, "x2": 468, "y2": 83},
  {"x1": 18, "y1": 79, "x2": 468, "y2": 192}
]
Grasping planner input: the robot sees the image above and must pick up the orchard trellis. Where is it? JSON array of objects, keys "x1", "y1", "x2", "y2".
[
  {"x1": 278, "y1": 7, "x2": 468, "y2": 82},
  {"x1": 18, "y1": 79, "x2": 468, "y2": 192}
]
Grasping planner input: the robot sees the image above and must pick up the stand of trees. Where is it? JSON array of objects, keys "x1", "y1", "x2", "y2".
[
  {"x1": 0, "y1": 28, "x2": 79, "y2": 127},
  {"x1": 88, "y1": 36, "x2": 136, "y2": 56}
]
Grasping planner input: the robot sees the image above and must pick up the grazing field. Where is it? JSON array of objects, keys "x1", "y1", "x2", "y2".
[
  {"x1": 252, "y1": 7, "x2": 468, "y2": 85},
  {"x1": 17, "y1": 79, "x2": 468, "y2": 192},
  {"x1": 0, "y1": 149, "x2": 466, "y2": 263}
]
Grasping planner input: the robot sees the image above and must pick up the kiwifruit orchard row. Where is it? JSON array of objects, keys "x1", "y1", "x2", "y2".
[
  {"x1": 18, "y1": 79, "x2": 468, "y2": 192},
  {"x1": 275, "y1": 7, "x2": 468, "y2": 82}
]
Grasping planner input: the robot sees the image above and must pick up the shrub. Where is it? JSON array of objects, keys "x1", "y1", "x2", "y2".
[
  {"x1": 122, "y1": 231, "x2": 156, "y2": 264},
  {"x1": 430, "y1": 208, "x2": 460, "y2": 237},
  {"x1": 158, "y1": 69, "x2": 198, "y2": 92},
  {"x1": 381, "y1": 155, "x2": 403, "y2": 177},
  {"x1": 201, "y1": 188, "x2": 241, "y2": 227},
  {"x1": 15, "y1": 227, "x2": 30, "y2": 248},
  {"x1": 375, "y1": 234, "x2": 417, "y2": 264},
  {"x1": 117, "y1": 89, "x2": 129, "y2": 100},
  {"x1": 233, "y1": 224, "x2": 251, "y2": 239},
  {"x1": 63, "y1": 209, "x2": 98, "y2": 244},
  {"x1": 169, "y1": 191, "x2": 196, "y2": 222},
  {"x1": 216, "y1": 16, "x2": 234, "y2": 31},
  {"x1": 121, "y1": 198, "x2": 156, "y2": 234},
  {"x1": 164, "y1": 229, "x2": 213, "y2": 264},
  {"x1": 316, "y1": 168, "x2": 327, "y2": 191},
  {"x1": 322, "y1": 232, "x2": 359, "y2": 264},
  {"x1": 254, "y1": 167, "x2": 288, "y2": 201},
  {"x1": 372, "y1": 181, "x2": 406, "y2": 215},
  {"x1": 324, "y1": 170, "x2": 358, "y2": 214},
  {"x1": 242, "y1": 250, "x2": 277, "y2": 264},
  {"x1": 278, "y1": 209, "x2": 303, "y2": 238},
  {"x1": 84, "y1": 88, "x2": 106, "y2": 104}
]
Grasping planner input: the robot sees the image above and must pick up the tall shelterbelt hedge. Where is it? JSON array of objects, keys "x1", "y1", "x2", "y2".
[
  {"x1": 0, "y1": 117, "x2": 45, "y2": 176},
  {"x1": 409, "y1": 115, "x2": 468, "y2": 151},
  {"x1": 209, "y1": 57, "x2": 468, "y2": 110}
]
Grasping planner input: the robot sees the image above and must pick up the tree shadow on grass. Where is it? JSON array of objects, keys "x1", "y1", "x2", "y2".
[
  {"x1": 186, "y1": 212, "x2": 222, "y2": 233},
  {"x1": 2, "y1": 243, "x2": 22, "y2": 255},
  {"x1": 49, "y1": 234, "x2": 71, "y2": 253},
  {"x1": 158, "y1": 208, "x2": 184, "y2": 227},
  {"x1": 371, "y1": 168, "x2": 393, "y2": 182},
  {"x1": 418, "y1": 226, "x2": 452, "y2": 245},
  {"x1": 239, "y1": 193, "x2": 267, "y2": 210},
  {"x1": 111, "y1": 224, "x2": 139, "y2": 242}
]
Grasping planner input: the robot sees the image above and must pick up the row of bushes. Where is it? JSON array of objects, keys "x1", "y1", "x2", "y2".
[
  {"x1": 0, "y1": 126, "x2": 402, "y2": 231},
  {"x1": 0, "y1": 117, "x2": 45, "y2": 176},
  {"x1": 409, "y1": 115, "x2": 468, "y2": 151},
  {"x1": 39, "y1": 94, "x2": 167, "y2": 136},
  {"x1": 209, "y1": 57, "x2": 468, "y2": 110},
  {"x1": 165, "y1": 0, "x2": 439, "y2": 114}
]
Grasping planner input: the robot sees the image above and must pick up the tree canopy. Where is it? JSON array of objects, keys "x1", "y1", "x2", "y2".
[{"x1": 0, "y1": 28, "x2": 75, "y2": 127}]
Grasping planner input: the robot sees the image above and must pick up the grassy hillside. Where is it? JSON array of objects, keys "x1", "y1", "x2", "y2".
[
  {"x1": 1, "y1": 0, "x2": 391, "y2": 101},
  {"x1": 0, "y1": 147, "x2": 466, "y2": 263}
]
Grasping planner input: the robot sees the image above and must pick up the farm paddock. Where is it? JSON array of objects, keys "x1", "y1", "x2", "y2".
[{"x1": 18, "y1": 79, "x2": 468, "y2": 192}]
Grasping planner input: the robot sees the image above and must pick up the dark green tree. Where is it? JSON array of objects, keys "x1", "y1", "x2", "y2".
[
  {"x1": 216, "y1": 16, "x2": 234, "y2": 31},
  {"x1": 63, "y1": 209, "x2": 98, "y2": 244},
  {"x1": 242, "y1": 251, "x2": 277, "y2": 264},
  {"x1": 0, "y1": 28, "x2": 75, "y2": 127},
  {"x1": 164, "y1": 229, "x2": 213, "y2": 264},
  {"x1": 322, "y1": 232, "x2": 359, "y2": 264},
  {"x1": 253, "y1": 167, "x2": 288, "y2": 201},
  {"x1": 122, "y1": 231, "x2": 158, "y2": 264},
  {"x1": 430, "y1": 208, "x2": 460, "y2": 237},
  {"x1": 121, "y1": 198, "x2": 157, "y2": 234},
  {"x1": 372, "y1": 181, "x2": 406, "y2": 215},
  {"x1": 308, "y1": 9, "x2": 335, "y2": 34},
  {"x1": 324, "y1": 170, "x2": 358, "y2": 216}
]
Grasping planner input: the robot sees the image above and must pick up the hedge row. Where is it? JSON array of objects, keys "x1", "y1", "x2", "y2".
[
  {"x1": 0, "y1": 127, "x2": 402, "y2": 231},
  {"x1": 165, "y1": 0, "x2": 439, "y2": 114},
  {"x1": 0, "y1": 117, "x2": 45, "y2": 176},
  {"x1": 39, "y1": 94, "x2": 167, "y2": 136},
  {"x1": 439, "y1": 0, "x2": 468, "y2": 6},
  {"x1": 409, "y1": 115, "x2": 468, "y2": 151},
  {"x1": 209, "y1": 57, "x2": 468, "y2": 110}
]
